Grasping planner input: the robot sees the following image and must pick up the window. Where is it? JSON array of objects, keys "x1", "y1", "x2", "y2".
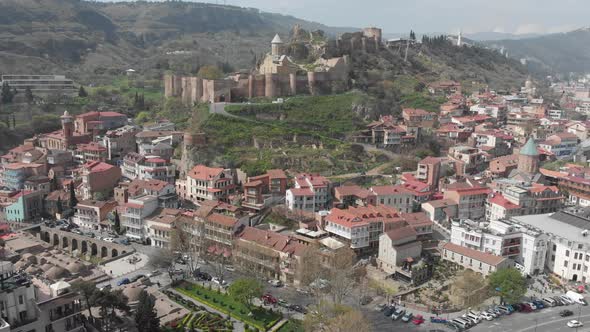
[
  {"x1": 18, "y1": 295, "x2": 23, "y2": 305},
  {"x1": 553, "y1": 244, "x2": 557, "y2": 251},
  {"x1": 564, "y1": 261, "x2": 568, "y2": 267},
  {"x1": 575, "y1": 253, "x2": 579, "y2": 260},
  {"x1": 552, "y1": 255, "x2": 555, "y2": 262},
  {"x1": 566, "y1": 250, "x2": 570, "y2": 257}
]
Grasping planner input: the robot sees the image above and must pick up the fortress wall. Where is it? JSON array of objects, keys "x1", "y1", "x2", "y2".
[{"x1": 264, "y1": 73, "x2": 276, "y2": 98}]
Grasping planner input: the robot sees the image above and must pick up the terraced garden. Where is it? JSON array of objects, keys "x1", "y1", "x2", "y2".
[{"x1": 171, "y1": 281, "x2": 282, "y2": 331}]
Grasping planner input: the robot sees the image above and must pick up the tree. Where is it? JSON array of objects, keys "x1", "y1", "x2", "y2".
[
  {"x1": 113, "y1": 210, "x2": 122, "y2": 235},
  {"x1": 71, "y1": 280, "x2": 97, "y2": 321},
  {"x1": 68, "y1": 181, "x2": 78, "y2": 208},
  {"x1": 56, "y1": 197, "x2": 63, "y2": 214},
  {"x1": 489, "y1": 267, "x2": 527, "y2": 304},
  {"x1": 93, "y1": 289, "x2": 130, "y2": 332},
  {"x1": 304, "y1": 301, "x2": 372, "y2": 332},
  {"x1": 1, "y1": 82, "x2": 15, "y2": 104},
  {"x1": 24, "y1": 87, "x2": 34, "y2": 104},
  {"x1": 196, "y1": 65, "x2": 223, "y2": 80},
  {"x1": 78, "y1": 86, "x2": 88, "y2": 98},
  {"x1": 410, "y1": 30, "x2": 416, "y2": 41},
  {"x1": 135, "y1": 290, "x2": 160, "y2": 332},
  {"x1": 227, "y1": 278, "x2": 264, "y2": 308}
]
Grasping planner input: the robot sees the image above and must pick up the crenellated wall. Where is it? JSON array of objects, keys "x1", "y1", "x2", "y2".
[{"x1": 165, "y1": 67, "x2": 349, "y2": 105}]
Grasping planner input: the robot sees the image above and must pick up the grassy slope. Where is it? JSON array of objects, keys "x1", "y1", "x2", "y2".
[{"x1": 201, "y1": 94, "x2": 388, "y2": 176}]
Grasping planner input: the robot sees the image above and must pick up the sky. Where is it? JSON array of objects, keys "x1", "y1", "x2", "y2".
[{"x1": 98, "y1": 0, "x2": 588, "y2": 35}]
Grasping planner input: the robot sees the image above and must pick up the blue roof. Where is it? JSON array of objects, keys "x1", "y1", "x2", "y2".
[{"x1": 520, "y1": 137, "x2": 538, "y2": 156}]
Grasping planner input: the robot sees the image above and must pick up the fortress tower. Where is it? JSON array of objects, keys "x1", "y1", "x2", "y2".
[
  {"x1": 518, "y1": 137, "x2": 539, "y2": 174},
  {"x1": 271, "y1": 34, "x2": 284, "y2": 56}
]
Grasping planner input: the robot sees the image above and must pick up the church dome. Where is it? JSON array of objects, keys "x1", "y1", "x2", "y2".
[{"x1": 520, "y1": 137, "x2": 538, "y2": 156}]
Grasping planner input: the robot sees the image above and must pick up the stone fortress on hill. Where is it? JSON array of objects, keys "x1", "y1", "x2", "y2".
[{"x1": 164, "y1": 27, "x2": 383, "y2": 104}]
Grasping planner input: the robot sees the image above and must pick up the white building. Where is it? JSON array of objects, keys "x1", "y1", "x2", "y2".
[
  {"x1": 122, "y1": 195, "x2": 159, "y2": 241},
  {"x1": 512, "y1": 210, "x2": 590, "y2": 282},
  {"x1": 286, "y1": 174, "x2": 331, "y2": 212},
  {"x1": 450, "y1": 219, "x2": 548, "y2": 275},
  {"x1": 442, "y1": 242, "x2": 514, "y2": 277}
]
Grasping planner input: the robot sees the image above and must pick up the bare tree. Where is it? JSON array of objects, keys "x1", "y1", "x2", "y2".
[
  {"x1": 304, "y1": 300, "x2": 373, "y2": 332},
  {"x1": 300, "y1": 246, "x2": 361, "y2": 305}
]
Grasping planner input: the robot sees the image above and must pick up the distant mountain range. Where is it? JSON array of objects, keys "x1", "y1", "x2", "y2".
[
  {"x1": 0, "y1": 0, "x2": 357, "y2": 81},
  {"x1": 466, "y1": 31, "x2": 542, "y2": 41},
  {"x1": 482, "y1": 27, "x2": 590, "y2": 74}
]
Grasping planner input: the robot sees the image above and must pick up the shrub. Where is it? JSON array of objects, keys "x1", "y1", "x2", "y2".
[{"x1": 244, "y1": 323, "x2": 250, "y2": 330}]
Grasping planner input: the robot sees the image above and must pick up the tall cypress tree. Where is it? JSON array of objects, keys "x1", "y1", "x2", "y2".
[
  {"x1": 135, "y1": 291, "x2": 160, "y2": 332},
  {"x1": 113, "y1": 210, "x2": 121, "y2": 235},
  {"x1": 56, "y1": 197, "x2": 63, "y2": 214},
  {"x1": 68, "y1": 182, "x2": 78, "y2": 208}
]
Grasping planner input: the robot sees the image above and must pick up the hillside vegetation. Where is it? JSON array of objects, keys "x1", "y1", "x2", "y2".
[{"x1": 485, "y1": 28, "x2": 590, "y2": 74}]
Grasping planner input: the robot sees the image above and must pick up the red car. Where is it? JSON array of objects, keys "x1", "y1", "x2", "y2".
[
  {"x1": 412, "y1": 315, "x2": 425, "y2": 325},
  {"x1": 261, "y1": 294, "x2": 277, "y2": 305}
]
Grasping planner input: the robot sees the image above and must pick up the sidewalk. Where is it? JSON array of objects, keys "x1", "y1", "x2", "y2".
[{"x1": 169, "y1": 288, "x2": 245, "y2": 332}]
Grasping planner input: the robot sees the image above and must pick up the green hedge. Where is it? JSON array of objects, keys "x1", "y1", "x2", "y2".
[{"x1": 174, "y1": 282, "x2": 282, "y2": 331}]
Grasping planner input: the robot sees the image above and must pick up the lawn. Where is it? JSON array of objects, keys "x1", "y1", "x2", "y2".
[
  {"x1": 277, "y1": 319, "x2": 304, "y2": 332},
  {"x1": 174, "y1": 281, "x2": 282, "y2": 331}
]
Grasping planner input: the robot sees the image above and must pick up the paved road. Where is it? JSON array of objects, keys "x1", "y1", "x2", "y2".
[{"x1": 471, "y1": 304, "x2": 590, "y2": 332}]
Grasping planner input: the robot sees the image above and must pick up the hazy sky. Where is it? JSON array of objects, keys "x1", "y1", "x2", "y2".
[{"x1": 99, "y1": 0, "x2": 588, "y2": 34}]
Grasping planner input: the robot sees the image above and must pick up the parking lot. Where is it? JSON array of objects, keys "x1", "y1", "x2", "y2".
[{"x1": 368, "y1": 299, "x2": 590, "y2": 332}]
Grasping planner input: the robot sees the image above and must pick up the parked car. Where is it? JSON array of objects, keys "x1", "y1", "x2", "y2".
[
  {"x1": 542, "y1": 297, "x2": 557, "y2": 306},
  {"x1": 527, "y1": 302, "x2": 537, "y2": 310},
  {"x1": 383, "y1": 306, "x2": 395, "y2": 317},
  {"x1": 391, "y1": 308, "x2": 405, "y2": 320},
  {"x1": 72, "y1": 229, "x2": 83, "y2": 235},
  {"x1": 278, "y1": 299, "x2": 289, "y2": 307},
  {"x1": 103, "y1": 237, "x2": 115, "y2": 243},
  {"x1": 212, "y1": 277, "x2": 226, "y2": 286},
  {"x1": 195, "y1": 271, "x2": 212, "y2": 281},
  {"x1": 486, "y1": 309, "x2": 498, "y2": 318},
  {"x1": 268, "y1": 279, "x2": 283, "y2": 287},
  {"x1": 560, "y1": 310, "x2": 574, "y2": 317},
  {"x1": 374, "y1": 303, "x2": 387, "y2": 312},
  {"x1": 289, "y1": 304, "x2": 307, "y2": 314},
  {"x1": 261, "y1": 294, "x2": 277, "y2": 305},
  {"x1": 498, "y1": 305, "x2": 512, "y2": 315},
  {"x1": 130, "y1": 274, "x2": 146, "y2": 282},
  {"x1": 445, "y1": 321, "x2": 464, "y2": 331},
  {"x1": 567, "y1": 320, "x2": 583, "y2": 328},
  {"x1": 480, "y1": 311, "x2": 494, "y2": 321},
  {"x1": 224, "y1": 265, "x2": 236, "y2": 272},
  {"x1": 411, "y1": 314, "x2": 425, "y2": 325},
  {"x1": 532, "y1": 300, "x2": 545, "y2": 309},
  {"x1": 561, "y1": 295, "x2": 575, "y2": 305},
  {"x1": 520, "y1": 303, "x2": 533, "y2": 313},
  {"x1": 401, "y1": 312, "x2": 413, "y2": 323},
  {"x1": 117, "y1": 278, "x2": 130, "y2": 286}
]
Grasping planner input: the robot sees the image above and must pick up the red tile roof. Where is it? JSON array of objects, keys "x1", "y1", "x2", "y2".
[
  {"x1": 325, "y1": 205, "x2": 403, "y2": 228},
  {"x1": 266, "y1": 169, "x2": 287, "y2": 179},
  {"x1": 289, "y1": 188, "x2": 314, "y2": 196},
  {"x1": 335, "y1": 185, "x2": 374, "y2": 199},
  {"x1": 188, "y1": 165, "x2": 225, "y2": 181},
  {"x1": 206, "y1": 213, "x2": 238, "y2": 227},
  {"x1": 443, "y1": 242, "x2": 506, "y2": 266},
  {"x1": 401, "y1": 212, "x2": 433, "y2": 227},
  {"x1": 384, "y1": 225, "x2": 417, "y2": 242},
  {"x1": 238, "y1": 227, "x2": 305, "y2": 256},
  {"x1": 488, "y1": 194, "x2": 520, "y2": 210},
  {"x1": 84, "y1": 161, "x2": 114, "y2": 173}
]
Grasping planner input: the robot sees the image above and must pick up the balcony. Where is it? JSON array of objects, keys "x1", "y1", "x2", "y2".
[
  {"x1": 502, "y1": 247, "x2": 520, "y2": 256},
  {"x1": 503, "y1": 239, "x2": 521, "y2": 247},
  {"x1": 50, "y1": 305, "x2": 81, "y2": 322}
]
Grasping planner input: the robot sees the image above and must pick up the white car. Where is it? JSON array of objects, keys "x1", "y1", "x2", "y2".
[
  {"x1": 567, "y1": 320, "x2": 583, "y2": 328},
  {"x1": 224, "y1": 265, "x2": 236, "y2": 272},
  {"x1": 268, "y1": 279, "x2": 283, "y2": 287},
  {"x1": 480, "y1": 312, "x2": 494, "y2": 321},
  {"x1": 212, "y1": 277, "x2": 227, "y2": 286},
  {"x1": 103, "y1": 238, "x2": 115, "y2": 243}
]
